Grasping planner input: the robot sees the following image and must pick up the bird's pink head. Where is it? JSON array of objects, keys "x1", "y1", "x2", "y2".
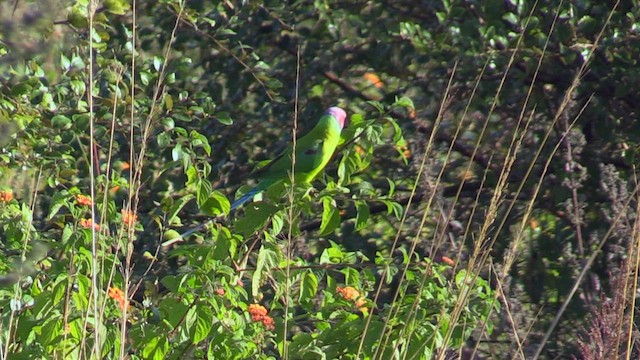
[{"x1": 326, "y1": 106, "x2": 347, "y2": 129}]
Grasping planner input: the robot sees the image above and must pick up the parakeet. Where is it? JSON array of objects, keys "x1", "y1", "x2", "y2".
[
  {"x1": 176, "y1": 106, "x2": 347, "y2": 239},
  {"x1": 231, "y1": 106, "x2": 347, "y2": 210}
]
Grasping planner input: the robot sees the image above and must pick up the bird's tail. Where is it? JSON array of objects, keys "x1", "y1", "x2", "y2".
[
  {"x1": 169, "y1": 184, "x2": 265, "y2": 244},
  {"x1": 175, "y1": 218, "x2": 214, "y2": 240},
  {"x1": 230, "y1": 186, "x2": 261, "y2": 211}
]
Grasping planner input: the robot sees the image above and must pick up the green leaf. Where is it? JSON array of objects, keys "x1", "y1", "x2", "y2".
[
  {"x1": 60, "y1": 54, "x2": 71, "y2": 71},
  {"x1": 51, "y1": 115, "x2": 71, "y2": 129},
  {"x1": 39, "y1": 318, "x2": 63, "y2": 347},
  {"x1": 70, "y1": 54, "x2": 85, "y2": 69},
  {"x1": 386, "y1": 117, "x2": 403, "y2": 144},
  {"x1": 165, "y1": 194, "x2": 194, "y2": 225},
  {"x1": 171, "y1": 142, "x2": 184, "y2": 161},
  {"x1": 163, "y1": 229, "x2": 181, "y2": 242},
  {"x1": 185, "y1": 165, "x2": 198, "y2": 186},
  {"x1": 234, "y1": 202, "x2": 278, "y2": 237},
  {"x1": 47, "y1": 192, "x2": 69, "y2": 220},
  {"x1": 337, "y1": 157, "x2": 346, "y2": 183},
  {"x1": 140, "y1": 71, "x2": 151, "y2": 85},
  {"x1": 394, "y1": 96, "x2": 414, "y2": 110},
  {"x1": 455, "y1": 269, "x2": 469, "y2": 287},
  {"x1": 20, "y1": 202, "x2": 33, "y2": 226},
  {"x1": 164, "y1": 94, "x2": 174, "y2": 110},
  {"x1": 310, "y1": 84, "x2": 324, "y2": 98},
  {"x1": 299, "y1": 271, "x2": 318, "y2": 304},
  {"x1": 72, "y1": 274, "x2": 90, "y2": 310},
  {"x1": 189, "y1": 304, "x2": 214, "y2": 344},
  {"x1": 217, "y1": 28, "x2": 236, "y2": 36},
  {"x1": 341, "y1": 266, "x2": 361, "y2": 285},
  {"x1": 502, "y1": 12, "x2": 519, "y2": 26},
  {"x1": 349, "y1": 113, "x2": 365, "y2": 128},
  {"x1": 104, "y1": 0, "x2": 130, "y2": 14},
  {"x1": 387, "y1": 178, "x2": 396, "y2": 196},
  {"x1": 61, "y1": 224, "x2": 73, "y2": 244},
  {"x1": 212, "y1": 227, "x2": 232, "y2": 260},
  {"x1": 355, "y1": 201, "x2": 369, "y2": 231},
  {"x1": 160, "y1": 275, "x2": 179, "y2": 293},
  {"x1": 157, "y1": 132, "x2": 171, "y2": 149},
  {"x1": 252, "y1": 245, "x2": 267, "y2": 297},
  {"x1": 159, "y1": 297, "x2": 189, "y2": 327},
  {"x1": 320, "y1": 242, "x2": 344, "y2": 264},
  {"x1": 201, "y1": 191, "x2": 230, "y2": 216},
  {"x1": 68, "y1": 5, "x2": 88, "y2": 28},
  {"x1": 153, "y1": 56, "x2": 163, "y2": 71},
  {"x1": 271, "y1": 211, "x2": 284, "y2": 234},
  {"x1": 197, "y1": 179, "x2": 212, "y2": 207},
  {"x1": 190, "y1": 130, "x2": 212, "y2": 155},
  {"x1": 384, "y1": 200, "x2": 403, "y2": 220},
  {"x1": 319, "y1": 197, "x2": 340, "y2": 236},
  {"x1": 216, "y1": 112, "x2": 233, "y2": 125},
  {"x1": 161, "y1": 117, "x2": 175, "y2": 131},
  {"x1": 142, "y1": 336, "x2": 169, "y2": 360},
  {"x1": 70, "y1": 79, "x2": 86, "y2": 96},
  {"x1": 367, "y1": 100, "x2": 384, "y2": 113}
]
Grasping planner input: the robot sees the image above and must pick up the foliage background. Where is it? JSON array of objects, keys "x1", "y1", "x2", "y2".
[{"x1": 1, "y1": 0, "x2": 640, "y2": 359}]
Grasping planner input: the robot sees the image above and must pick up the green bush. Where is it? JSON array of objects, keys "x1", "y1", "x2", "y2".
[{"x1": 3, "y1": 0, "x2": 638, "y2": 359}]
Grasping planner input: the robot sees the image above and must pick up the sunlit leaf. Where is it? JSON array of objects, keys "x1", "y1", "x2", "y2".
[
  {"x1": 355, "y1": 201, "x2": 369, "y2": 231},
  {"x1": 319, "y1": 197, "x2": 340, "y2": 236}
]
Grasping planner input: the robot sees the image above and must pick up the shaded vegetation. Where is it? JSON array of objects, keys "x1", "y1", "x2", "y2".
[{"x1": 1, "y1": 0, "x2": 639, "y2": 359}]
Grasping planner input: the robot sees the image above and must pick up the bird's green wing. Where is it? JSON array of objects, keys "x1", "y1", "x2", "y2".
[{"x1": 262, "y1": 112, "x2": 342, "y2": 183}]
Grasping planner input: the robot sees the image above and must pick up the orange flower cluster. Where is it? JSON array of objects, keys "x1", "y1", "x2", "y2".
[
  {"x1": 79, "y1": 218, "x2": 101, "y2": 231},
  {"x1": 260, "y1": 315, "x2": 275, "y2": 330},
  {"x1": 441, "y1": 256, "x2": 455, "y2": 266},
  {"x1": 75, "y1": 194, "x2": 92, "y2": 206},
  {"x1": 108, "y1": 287, "x2": 129, "y2": 311},
  {"x1": 119, "y1": 161, "x2": 131, "y2": 170},
  {"x1": 336, "y1": 286, "x2": 360, "y2": 301},
  {"x1": 0, "y1": 190, "x2": 13, "y2": 203},
  {"x1": 363, "y1": 72, "x2": 384, "y2": 89},
  {"x1": 248, "y1": 304, "x2": 275, "y2": 330},
  {"x1": 121, "y1": 209, "x2": 137, "y2": 226},
  {"x1": 337, "y1": 286, "x2": 368, "y2": 313}
]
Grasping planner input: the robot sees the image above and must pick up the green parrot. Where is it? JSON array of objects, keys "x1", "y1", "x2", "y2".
[
  {"x1": 177, "y1": 106, "x2": 347, "y2": 239},
  {"x1": 230, "y1": 106, "x2": 347, "y2": 210}
]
